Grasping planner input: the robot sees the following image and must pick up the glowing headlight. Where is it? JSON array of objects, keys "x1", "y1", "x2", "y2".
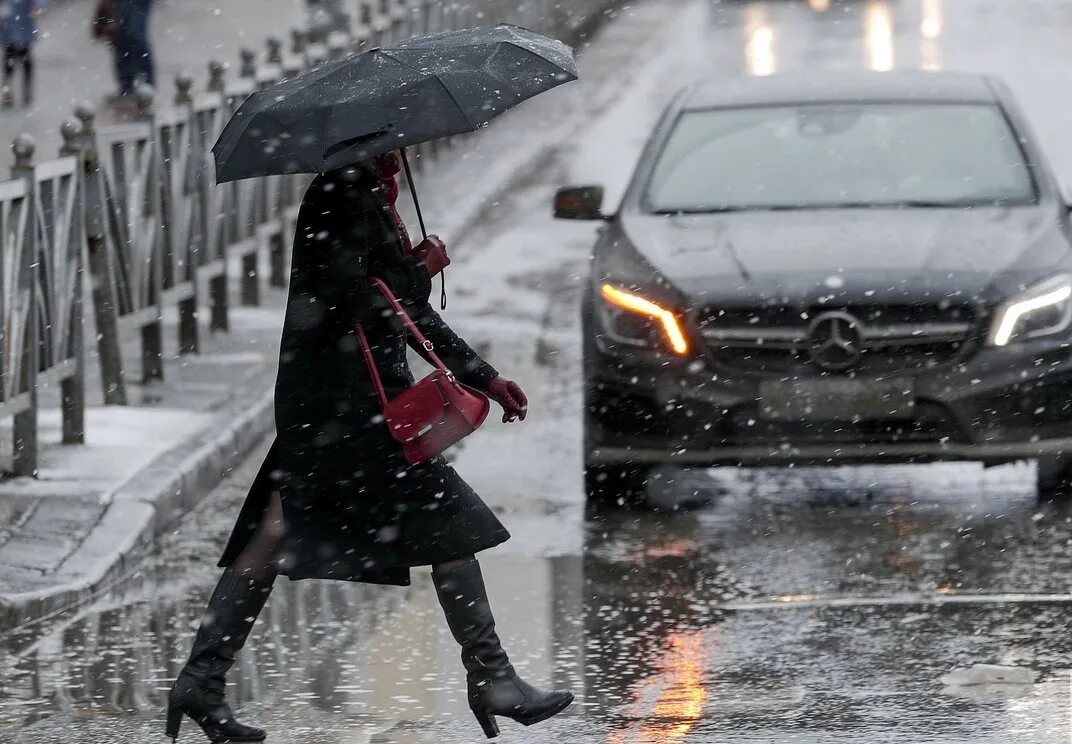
[
  {"x1": 988, "y1": 274, "x2": 1072, "y2": 346},
  {"x1": 600, "y1": 284, "x2": 690, "y2": 355}
]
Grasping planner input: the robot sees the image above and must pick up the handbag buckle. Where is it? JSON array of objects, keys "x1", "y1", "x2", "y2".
[{"x1": 422, "y1": 340, "x2": 434, "y2": 352}]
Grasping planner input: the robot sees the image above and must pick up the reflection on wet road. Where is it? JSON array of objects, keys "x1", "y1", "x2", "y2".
[
  {"x1": 3, "y1": 451, "x2": 1068, "y2": 742},
  {"x1": 4, "y1": 0, "x2": 1072, "y2": 741}
]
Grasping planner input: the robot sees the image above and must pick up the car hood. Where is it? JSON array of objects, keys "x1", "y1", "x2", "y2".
[{"x1": 617, "y1": 206, "x2": 1071, "y2": 307}]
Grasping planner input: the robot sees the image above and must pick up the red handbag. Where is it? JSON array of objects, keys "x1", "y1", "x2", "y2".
[{"x1": 356, "y1": 277, "x2": 491, "y2": 465}]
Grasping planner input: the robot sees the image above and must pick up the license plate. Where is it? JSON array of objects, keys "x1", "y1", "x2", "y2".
[{"x1": 759, "y1": 378, "x2": 915, "y2": 421}]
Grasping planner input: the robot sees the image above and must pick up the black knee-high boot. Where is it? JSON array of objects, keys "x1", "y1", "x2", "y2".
[
  {"x1": 433, "y1": 559, "x2": 574, "y2": 739},
  {"x1": 166, "y1": 568, "x2": 274, "y2": 742}
]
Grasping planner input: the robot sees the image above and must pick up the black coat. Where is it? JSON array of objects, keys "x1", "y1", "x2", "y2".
[{"x1": 219, "y1": 167, "x2": 508, "y2": 586}]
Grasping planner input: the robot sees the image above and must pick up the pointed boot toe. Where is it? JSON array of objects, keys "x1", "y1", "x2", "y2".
[{"x1": 515, "y1": 688, "x2": 574, "y2": 726}]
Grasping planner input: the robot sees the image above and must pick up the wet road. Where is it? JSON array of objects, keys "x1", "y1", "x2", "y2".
[{"x1": 4, "y1": 0, "x2": 1072, "y2": 742}]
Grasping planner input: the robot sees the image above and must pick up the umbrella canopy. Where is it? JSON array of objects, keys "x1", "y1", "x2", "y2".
[{"x1": 213, "y1": 24, "x2": 578, "y2": 183}]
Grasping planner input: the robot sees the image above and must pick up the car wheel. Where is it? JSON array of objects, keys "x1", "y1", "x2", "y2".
[
  {"x1": 1036, "y1": 456, "x2": 1072, "y2": 501},
  {"x1": 585, "y1": 463, "x2": 653, "y2": 512}
]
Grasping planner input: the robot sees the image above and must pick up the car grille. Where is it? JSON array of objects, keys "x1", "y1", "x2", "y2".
[{"x1": 698, "y1": 303, "x2": 976, "y2": 375}]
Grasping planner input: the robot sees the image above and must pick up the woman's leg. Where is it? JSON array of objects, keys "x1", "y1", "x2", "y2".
[
  {"x1": 167, "y1": 492, "x2": 284, "y2": 742},
  {"x1": 431, "y1": 556, "x2": 573, "y2": 739},
  {"x1": 231, "y1": 489, "x2": 285, "y2": 580}
]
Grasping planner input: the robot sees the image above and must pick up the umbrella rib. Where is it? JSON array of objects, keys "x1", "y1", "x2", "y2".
[
  {"x1": 501, "y1": 40, "x2": 578, "y2": 80},
  {"x1": 377, "y1": 50, "x2": 478, "y2": 131}
]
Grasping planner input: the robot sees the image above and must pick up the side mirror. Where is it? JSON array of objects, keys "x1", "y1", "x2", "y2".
[{"x1": 554, "y1": 185, "x2": 606, "y2": 220}]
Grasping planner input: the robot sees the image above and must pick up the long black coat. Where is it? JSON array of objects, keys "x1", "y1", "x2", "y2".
[{"x1": 219, "y1": 167, "x2": 509, "y2": 586}]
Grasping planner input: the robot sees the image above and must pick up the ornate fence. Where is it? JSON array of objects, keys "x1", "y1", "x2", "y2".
[{"x1": 0, "y1": 0, "x2": 619, "y2": 476}]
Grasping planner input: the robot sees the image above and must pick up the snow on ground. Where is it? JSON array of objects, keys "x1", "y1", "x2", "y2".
[{"x1": 0, "y1": 407, "x2": 210, "y2": 498}]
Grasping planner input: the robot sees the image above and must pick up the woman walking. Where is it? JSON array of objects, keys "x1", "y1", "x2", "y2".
[{"x1": 165, "y1": 151, "x2": 574, "y2": 742}]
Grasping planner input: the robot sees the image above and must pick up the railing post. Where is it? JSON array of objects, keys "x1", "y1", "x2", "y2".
[
  {"x1": 130, "y1": 83, "x2": 165, "y2": 383},
  {"x1": 205, "y1": 60, "x2": 232, "y2": 333},
  {"x1": 327, "y1": 32, "x2": 351, "y2": 60},
  {"x1": 307, "y1": 43, "x2": 328, "y2": 69},
  {"x1": 207, "y1": 60, "x2": 227, "y2": 94},
  {"x1": 369, "y1": 0, "x2": 390, "y2": 45},
  {"x1": 282, "y1": 44, "x2": 304, "y2": 80},
  {"x1": 352, "y1": 5, "x2": 372, "y2": 51},
  {"x1": 204, "y1": 61, "x2": 232, "y2": 334},
  {"x1": 10, "y1": 134, "x2": 37, "y2": 476},
  {"x1": 173, "y1": 73, "x2": 201, "y2": 356},
  {"x1": 266, "y1": 37, "x2": 283, "y2": 65},
  {"x1": 290, "y1": 27, "x2": 308, "y2": 57},
  {"x1": 75, "y1": 104, "x2": 127, "y2": 405},
  {"x1": 58, "y1": 120, "x2": 87, "y2": 444},
  {"x1": 174, "y1": 72, "x2": 194, "y2": 106},
  {"x1": 239, "y1": 48, "x2": 257, "y2": 80},
  {"x1": 134, "y1": 81, "x2": 155, "y2": 120}
]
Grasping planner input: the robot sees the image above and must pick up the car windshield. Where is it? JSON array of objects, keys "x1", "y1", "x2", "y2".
[{"x1": 644, "y1": 102, "x2": 1038, "y2": 212}]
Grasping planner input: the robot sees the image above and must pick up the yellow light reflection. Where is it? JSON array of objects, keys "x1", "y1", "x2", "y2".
[
  {"x1": 920, "y1": 0, "x2": 943, "y2": 70},
  {"x1": 771, "y1": 593, "x2": 821, "y2": 604},
  {"x1": 865, "y1": 1, "x2": 895, "y2": 72},
  {"x1": 607, "y1": 630, "x2": 709, "y2": 744},
  {"x1": 744, "y1": 6, "x2": 777, "y2": 77},
  {"x1": 920, "y1": 0, "x2": 943, "y2": 39},
  {"x1": 808, "y1": 0, "x2": 831, "y2": 11}
]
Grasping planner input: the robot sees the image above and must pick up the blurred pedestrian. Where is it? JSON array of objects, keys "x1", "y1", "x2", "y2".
[
  {"x1": 0, "y1": 0, "x2": 46, "y2": 107},
  {"x1": 113, "y1": 0, "x2": 153, "y2": 96},
  {"x1": 90, "y1": 0, "x2": 122, "y2": 96},
  {"x1": 165, "y1": 151, "x2": 573, "y2": 743}
]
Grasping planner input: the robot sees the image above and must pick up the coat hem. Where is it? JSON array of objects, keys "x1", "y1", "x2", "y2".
[{"x1": 217, "y1": 528, "x2": 511, "y2": 587}]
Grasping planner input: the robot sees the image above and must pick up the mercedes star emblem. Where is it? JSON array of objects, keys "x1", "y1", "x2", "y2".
[{"x1": 808, "y1": 311, "x2": 864, "y2": 371}]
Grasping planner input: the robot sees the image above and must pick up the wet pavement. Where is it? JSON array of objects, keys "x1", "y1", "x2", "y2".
[
  {"x1": 3, "y1": 0, "x2": 1072, "y2": 741},
  {"x1": 1, "y1": 445, "x2": 1069, "y2": 743}
]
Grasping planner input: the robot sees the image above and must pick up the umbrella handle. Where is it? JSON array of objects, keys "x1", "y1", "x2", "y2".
[
  {"x1": 401, "y1": 147, "x2": 427, "y2": 240},
  {"x1": 401, "y1": 147, "x2": 446, "y2": 309}
]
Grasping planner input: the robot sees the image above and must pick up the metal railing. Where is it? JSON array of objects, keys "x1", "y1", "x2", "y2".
[{"x1": 0, "y1": 0, "x2": 616, "y2": 476}]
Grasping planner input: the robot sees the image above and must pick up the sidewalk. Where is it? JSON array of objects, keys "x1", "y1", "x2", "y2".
[
  {"x1": 0, "y1": 0, "x2": 303, "y2": 164},
  {"x1": 0, "y1": 0, "x2": 689, "y2": 633}
]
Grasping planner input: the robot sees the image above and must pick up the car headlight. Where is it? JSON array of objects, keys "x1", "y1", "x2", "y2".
[
  {"x1": 600, "y1": 283, "x2": 690, "y2": 355},
  {"x1": 988, "y1": 273, "x2": 1072, "y2": 346}
]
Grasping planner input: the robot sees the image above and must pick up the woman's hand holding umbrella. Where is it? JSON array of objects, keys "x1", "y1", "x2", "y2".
[
  {"x1": 486, "y1": 377, "x2": 528, "y2": 423},
  {"x1": 413, "y1": 235, "x2": 450, "y2": 277}
]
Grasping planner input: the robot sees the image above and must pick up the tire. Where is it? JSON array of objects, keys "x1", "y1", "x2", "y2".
[
  {"x1": 1036, "y1": 456, "x2": 1072, "y2": 501},
  {"x1": 585, "y1": 463, "x2": 653, "y2": 512}
]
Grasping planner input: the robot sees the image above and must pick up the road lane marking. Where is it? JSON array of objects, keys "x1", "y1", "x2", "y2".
[{"x1": 718, "y1": 592, "x2": 1072, "y2": 611}]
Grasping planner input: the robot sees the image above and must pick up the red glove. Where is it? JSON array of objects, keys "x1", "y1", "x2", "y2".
[
  {"x1": 486, "y1": 376, "x2": 528, "y2": 423},
  {"x1": 413, "y1": 235, "x2": 450, "y2": 277}
]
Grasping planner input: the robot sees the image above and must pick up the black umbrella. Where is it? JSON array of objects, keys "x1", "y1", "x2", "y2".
[
  {"x1": 213, "y1": 24, "x2": 577, "y2": 308},
  {"x1": 212, "y1": 24, "x2": 578, "y2": 184}
]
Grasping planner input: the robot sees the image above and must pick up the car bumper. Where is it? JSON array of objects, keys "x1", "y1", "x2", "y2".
[
  {"x1": 587, "y1": 332, "x2": 1072, "y2": 465},
  {"x1": 590, "y1": 436, "x2": 1072, "y2": 467}
]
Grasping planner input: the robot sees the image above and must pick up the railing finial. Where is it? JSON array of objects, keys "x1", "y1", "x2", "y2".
[
  {"x1": 267, "y1": 36, "x2": 283, "y2": 64},
  {"x1": 11, "y1": 133, "x2": 35, "y2": 174},
  {"x1": 59, "y1": 119, "x2": 84, "y2": 157},
  {"x1": 175, "y1": 72, "x2": 194, "y2": 105},
  {"x1": 239, "y1": 48, "x2": 257, "y2": 79},
  {"x1": 134, "y1": 81, "x2": 155, "y2": 118},
  {"x1": 74, "y1": 102, "x2": 96, "y2": 135},
  {"x1": 208, "y1": 59, "x2": 227, "y2": 93},
  {"x1": 290, "y1": 27, "x2": 308, "y2": 55}
]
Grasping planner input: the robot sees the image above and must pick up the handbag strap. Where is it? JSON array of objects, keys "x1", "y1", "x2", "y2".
[
  {"x1": 355, "y1": 323, "x2": 390, "y2": 409},
  {"x1": 367, "y1": 276, "x2": 452, "y2": 374}
]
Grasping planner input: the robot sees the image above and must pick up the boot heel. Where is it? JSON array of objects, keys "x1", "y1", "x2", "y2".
[
  {"x1": 165, "y1": 703, "x2": 183, "y2": 740},
  {"x1": 473, "y1": 708, "x2": 500, "y2": 739}
]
